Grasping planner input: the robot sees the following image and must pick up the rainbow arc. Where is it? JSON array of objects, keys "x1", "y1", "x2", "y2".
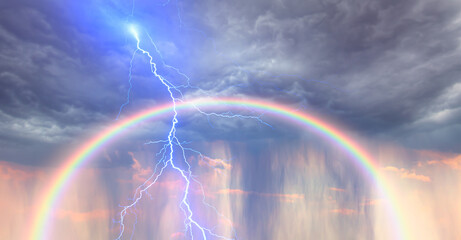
[{"x1": 29, "y1": 98, "x2": 406, "y2": 240}]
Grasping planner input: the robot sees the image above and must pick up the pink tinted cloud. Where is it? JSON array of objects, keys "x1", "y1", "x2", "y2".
[
  {"x1": 383, "y1": 166, "x2": 431, "y2": 182},
  {"x1": 330, "y1": 208, "x2": 357, "y2": 215},
  {"x1": 170, "y1": 232, "x2": 185, "y2": 239},
  {"x1": 329, "y1": 187, "x2": 346, "y2": 192},
  {"x1": 424, "y1": 152, "x2": 461, "y2": 170},
  {"x1": 117, "y1": 152, "x2": 154, "y2": 184},
  {"x1": 400, "y1": 171, "x2": 431, "y2": 182},
  {"x1": 128, "y1": 152, "x2": 153, "y2": 183},
  {"x1": 197, "y1": 156, "x2": 232, "y2": 170},
  {"x1": 361, "y1": 198, "x2": 384, "y2": 206},
  {"x1": 0, "y1": 161, "x2": 43, "y2": 182}
]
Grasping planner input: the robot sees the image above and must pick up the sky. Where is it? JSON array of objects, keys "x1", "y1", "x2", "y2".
[{"x1": 0, "y1": 0, "x2": 460, "y2": 239}]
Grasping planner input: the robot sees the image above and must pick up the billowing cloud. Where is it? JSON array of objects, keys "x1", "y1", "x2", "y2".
[
  {"x1": 0, "y1": 0, "x2": 460, "y2": 166},
  {"x1": 424, "y1": 151, "x2": 461, "y2": 170},
  {"x1": 383, "y1": 166, "x2": 431, "y2": 182}
]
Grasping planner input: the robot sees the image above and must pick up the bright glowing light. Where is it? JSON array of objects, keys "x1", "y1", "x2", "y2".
[{"x1": 128, "y1": 24, "x2": 139, "y2": 39}]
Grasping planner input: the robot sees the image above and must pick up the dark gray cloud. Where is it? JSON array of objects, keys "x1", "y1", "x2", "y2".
[
  {"x1": 183, "y1": 0, "x2": 461, "y2": 152},
  {"x1": 0, "y1": 0, "x2": 136, "y2": 164},
  {"x1": 0, "y1": 0, "x2": 460, "y2": 165}
]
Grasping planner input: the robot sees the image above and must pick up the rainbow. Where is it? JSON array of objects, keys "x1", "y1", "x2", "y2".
[{"x1": 29, "y1": 98, "x2": 405, "y2": 240}]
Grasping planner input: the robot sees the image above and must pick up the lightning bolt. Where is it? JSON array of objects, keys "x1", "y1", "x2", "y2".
[
  {"x1": 116, "y1": 24, "x2": 213, "y2": 239},
  {"x1": 114, "y1": 23, "x2": 272, "y2": 239},
  {"x1": 114, "y1": 1, "x2": 344, "y2": 238}
]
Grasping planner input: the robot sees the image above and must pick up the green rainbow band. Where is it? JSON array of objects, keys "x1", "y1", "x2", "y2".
[{"x1": 29, "y1": 98, "x2": 405, "y2": 240}]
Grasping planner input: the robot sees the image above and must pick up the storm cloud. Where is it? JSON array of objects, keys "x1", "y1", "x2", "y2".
[{"x1": 0, "y1": 0, "x2": 460, "y2": 161}]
